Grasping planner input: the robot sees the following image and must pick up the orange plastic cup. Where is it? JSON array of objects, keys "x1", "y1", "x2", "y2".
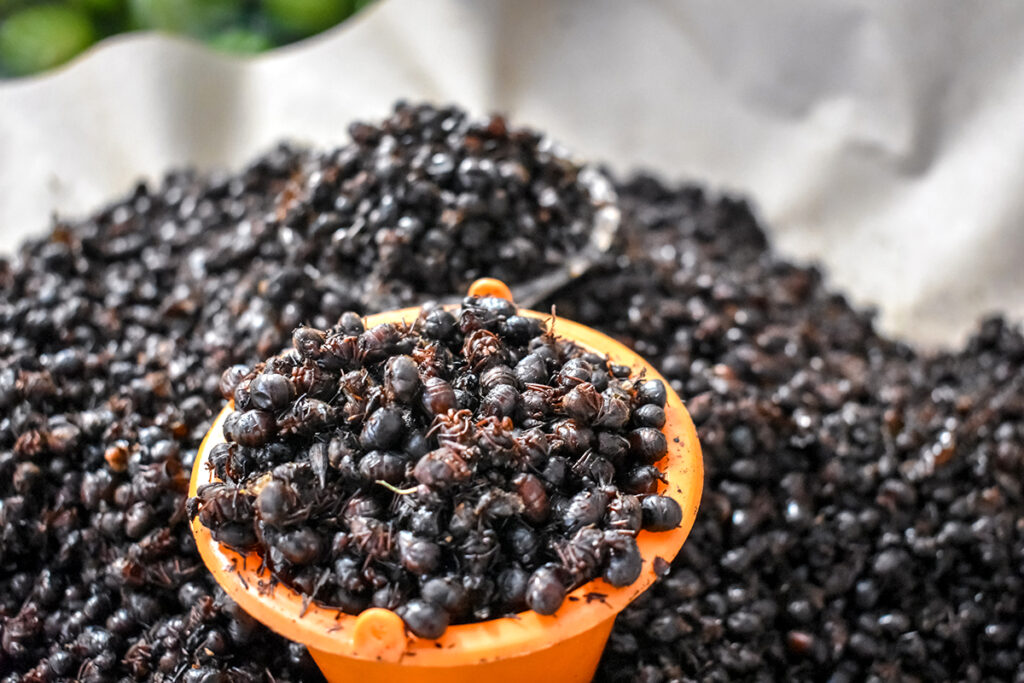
[{"x1": 189, "y1": 279, "x2": 703, "y2": 683}]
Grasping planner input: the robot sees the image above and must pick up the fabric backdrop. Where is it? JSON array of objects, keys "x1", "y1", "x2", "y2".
[{"x1": 2, "y1": 0, "x2": 1023, "y2": 348}]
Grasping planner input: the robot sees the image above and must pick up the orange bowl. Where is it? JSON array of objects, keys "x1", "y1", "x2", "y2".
[{"x1": 189, "y1": 283, "x2": 703, "y2": 683}]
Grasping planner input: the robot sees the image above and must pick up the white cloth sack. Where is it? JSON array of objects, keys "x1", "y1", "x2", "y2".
[{"x1": 2, "y1": 0, "x2": 1023, "y2": 347}]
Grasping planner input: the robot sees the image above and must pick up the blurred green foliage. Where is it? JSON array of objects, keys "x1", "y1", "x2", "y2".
[
  {"x1": 264, "y1": 0, "x2": 352, "y2": 38},
  {"x1": 0, "y1": 0, "x2": 373, "y2": 77}
]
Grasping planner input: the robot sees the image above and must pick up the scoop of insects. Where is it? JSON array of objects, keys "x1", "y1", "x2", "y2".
[{"x1": 193, "y1": 295, "x2": 681, "y2": 638}]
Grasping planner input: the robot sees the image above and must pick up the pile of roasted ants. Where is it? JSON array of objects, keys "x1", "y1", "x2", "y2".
[{"x1": 189, "y1": 295, "x2": 682, "y2": 638}]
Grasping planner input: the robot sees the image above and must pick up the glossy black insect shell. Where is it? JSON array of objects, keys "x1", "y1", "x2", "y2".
[
  {"x1": 628, "y1": 427, "x2": 668, "y2": 464},
  {"x1": 525, "y1": 565, "x2": 566, "y2": 616},
  {"x1": 398, "y1": 600, "x2": 450, "y2": 639},
  {"x1": 397, "y1": 531, "x2": 442, "y2": 574},
  {"x1": 641, "y1": 495, "x2": 683, "y2": 532},
  {"x1": 256, "y1": 480, "x2": 298, "y2": 527},
  {"x1": 634, "y1": 403, "x2": 667, "y2": 429},
  {"x1": 422, "y1": 309, "x2": 457, "y2": 341},
  {"x1": 227, "y1": 410, "x2": 276, "y2": 448},
  {"x1": 359, "y1": 407, "x2": 405, "y2": 450},
  {"x1": 635, "y1": 379, "x2": 667, "y2": 408},
  {"x1": 249, "y1": 373, "x2": 294, "y2": 411},
  {"x1": 604, "y1": 537, "x2": 643, "y2": 587},
  {"x1": 293, "y1": 327, "x2": 327, "y2": 360},
  {"x1": 385, "y1": 355, "x2": 420, "y2": 403}
]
